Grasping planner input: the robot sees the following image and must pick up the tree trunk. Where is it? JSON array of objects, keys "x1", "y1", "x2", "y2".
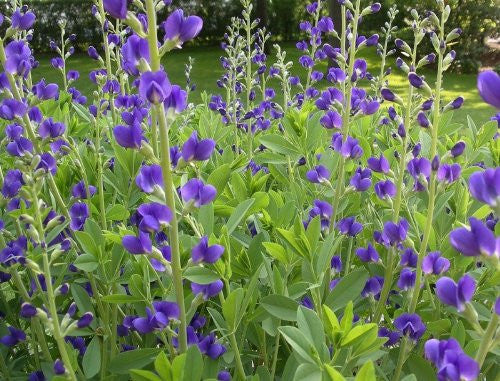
[
  {"x1": 328, "y1": 0, "x2": 342, "y2": 48},
  {"x1": 256, "y1": 0, "x2": 269, "y2": 30}
]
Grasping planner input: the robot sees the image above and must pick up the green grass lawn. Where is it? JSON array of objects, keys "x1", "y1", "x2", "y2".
[{"x1": 32, "y1": 42, "x2": 496, "y2": 126}]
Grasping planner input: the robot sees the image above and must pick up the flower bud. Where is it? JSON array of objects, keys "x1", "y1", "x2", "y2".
[{"x1": 446, "y1": 28, "x2": 462, "y2": 43}]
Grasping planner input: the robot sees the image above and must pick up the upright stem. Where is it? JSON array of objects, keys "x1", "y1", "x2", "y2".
[
  {"x1": 408, "y1": 12, "x2": 445, "y2": 314},
  {"x1": 31, "y1": 189, "x2": 77, "y2": 381},
  {"x1": 392, "y1": 337, "x2": 409, "y2": 381},
  {"x1": 305, "y1": 0, "x2": 322, "y2": 91},
  {"x1": 330, "y1": 0, "x2": 360, "y2": 228},
  {"x1": 373, "y1": 43, "x2": 418, "y2": 323},
  {"x1": 244, "y1": 3, "x2": 253, "y2": 160},
  {"x1": 145, "y1": 0, "x2": 187, "y2": 353},
  {"x1": 475, "y1": 312, "x2": 499, "y2": 368}
]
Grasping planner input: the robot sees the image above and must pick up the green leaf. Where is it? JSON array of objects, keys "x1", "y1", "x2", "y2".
[
  {"x1": 183, "y1": 266, "x2": 220, "y2": 284},
  {"x1": 323, "y1": 305, "x2": 340, "y2": 333},
  {"x1": 82, "y1": 336, "x2": 101, "y2": 378},
  {"x1": 207, "y1": 163, "x2": 231, "y2": 196},
  {"x1": 341, "y1": 323, "x2": 377, "y2": 347},
  {"x1": 261, "y1": 295, "x2": 299, "y2": 321},
  {"x1": 297, "y1": 306, "x2": 326, "y2": 360},
  {"x1": 107, "y1": 204, "x2": 130, "y2": 221},
  {"x1": 278, "y1": 326, "x2": 317, "y2": 364},
  {"x1": 102, "y1": 294, "x2": 144, "y2": 304},
  {"x1": 154, "y1": 352, "x2": 172, "y2": 381},
  {"x1": 354, "y1": 361, "x2": 375, "y2": 381},
  {"x1": 222, "y1": 288, "x2": 245, "y2": 329},
  {"x1": 74, "y1": 231, "x2": 99, "y2": 257},
  {"x1": 259, "y1": 134, "x2": 302, "y2": 157},
  {"x1": 71, "y1": 283, "x2": 95, "y2": 316},
  {"x1": 406, "y1": 353, "x2": 437, "y2": 381},
  {"x1": 226, "y1": 199, "x2": 255, "y2": 235},
  {"x1": 324, "y1": 364, "x2": 346, "y2": 381},
  {"x1": 325, "y1": 269, "x2": 368, "y2": 311},
  {"x1": 109, "y1": 349, "x2": 161, "y2": 374},
  {"x1": 476, "y1": 120, "x2": 497, "y2": 148},
  {"x1": 293, "y1": 363, "x2": 322, "y2": 381},
  {"x1": 262, "y1": 242, "x2": 289, "y2": 264},
  {"x1": 130, "y1": 370, "x2": 162, "y2": 381},
  {"x1": 72, "y1": 253, "x2": 99, "y2": 272},
  {"x1": 182, "y1": 345, "x2": 203, "y2": 381}
]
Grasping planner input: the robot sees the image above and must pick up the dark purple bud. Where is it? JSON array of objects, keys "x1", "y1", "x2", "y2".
[{"x1": 450, "y1": 141, "x2": 465, "y2": 158}]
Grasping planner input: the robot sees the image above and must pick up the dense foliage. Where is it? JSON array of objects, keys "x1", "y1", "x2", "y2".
[{"x1": 0, "y1": 0, "x2": 499, "y2": 380}]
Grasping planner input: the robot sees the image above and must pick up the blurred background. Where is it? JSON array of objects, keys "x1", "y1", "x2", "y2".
[{"x1": 1, "y1": 0, "x2": 498, "y2": 122}]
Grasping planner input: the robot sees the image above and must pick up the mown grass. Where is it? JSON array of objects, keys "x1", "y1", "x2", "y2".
[{"x1": 32, "y1": 42, "x2": 496, "y2": 126}]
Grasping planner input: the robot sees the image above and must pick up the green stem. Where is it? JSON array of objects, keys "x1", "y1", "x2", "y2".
[
  {"x1": 145, "y1": 0, "x2": 187, "y2": 352},
  {"x1": 408, "y1": 15, "x2": 445, "y2": 313},
  {"x1": 219, "y1": 293, "x2": 245, "y2": 380},
  {"x1": 32, "y1": 189, "x2": 77, "y2": 381},
  {"x1": 392, "y1": 337, "x2": 409, "y2": 381},
  {"x1": 373, "y1": 247, "x2": 396, "y2": 322},
  {"x1": 330, "y1": 0, "x2": 360, "y2": 228},
  {"x1": 475, "y1": 313, "x2": 499, "y2": 368},
  {"x1": 344, "y1": 237, "x2": 354, "y2": 276},
  {"x1": 244, "y1": 1, "x2": 253, "y2": 160}
]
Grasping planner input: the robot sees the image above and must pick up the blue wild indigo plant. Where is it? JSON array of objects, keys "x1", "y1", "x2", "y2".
[{"x1": 0, "y1": 0, "x2": 499, "y2": 380}]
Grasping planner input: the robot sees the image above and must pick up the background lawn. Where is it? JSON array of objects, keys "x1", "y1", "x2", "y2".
[{"x1": 32, "y1": 43, "x2": 497, "y2": 126}]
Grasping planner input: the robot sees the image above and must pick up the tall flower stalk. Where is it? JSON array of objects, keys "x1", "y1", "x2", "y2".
[{"x1": 143, "y1": 0, "x2": 188, "y2": 353}]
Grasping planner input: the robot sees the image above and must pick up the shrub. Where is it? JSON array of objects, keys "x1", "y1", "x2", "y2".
[{"x1": 0, "y1": 0, "x2": 499, "y2": 380}]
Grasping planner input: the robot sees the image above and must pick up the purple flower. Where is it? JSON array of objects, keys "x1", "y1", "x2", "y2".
[
  {"x1": 397, "y1": 268, "x2": 416, "y2": 290},
  {"x1": 103, "y1": 0, "x2": 128, "y2": 19},
  {"x1": 191, "y1": 280, "x2": 223, "y2": 300},
  {"x1": 408, "y1": 72, "x2": 424, "y2": 89},
  {"x1": 361, "y1": 276, "x2": 383, "y2": 297},
  {"x1": 436, "y1": 274, "x2": 475, "y2": 312},
  {"x1": 67, "y1": 70, "x2": 80, "y2": 82},
  {"x1": 0, "y1": 99, "x2": 27, "y2": 120},
  {"x1": 2, "y1": 169, "x2": 24, "y2": 198},
  {"x1": 6, "y1": 136, "x2": 33, "y2": 157},
  {"x1": 191, "y1": 236, "x2": 224, "y2": 264},
  {"x1": 422, "y1": 252, "x2": 450, "y2": 275},
  {"x1": 355, "y1": 243, "x2": 379, "y2": 263},
  {"x1": 381, "y1": 88, "x2": 397, "y2": 102},
  {"x1": 400, "y1": 248, "x2": 418, "y2": 268},
  {"x1": 164, "y1": 85, "x2": 187, "y2": 113},
  {"x1": 468, "y1": 168, "x2": 500, "y2": 208},
  {"x1": 39, "y1": 118, "x2": 65, "y2": 138},
  {"x1": 121, "y1": 35, "x2": 150, "y2": 76},
  {"x1": 350, "y1": 167, "x2": 371, "y2": 191},
  {"x1": 317, "y1": 16, "x2": 334, "y2": 33},
  {"x1": 320, "y1": 110, "x2": 342, "y2": 129},
  {"x1": 309, "y1": 199, "x2": 333, "y2": 230},
  {"x1": 113, "y1": 123, "x2": 143, "y2": 149},
  {"x1": 136, "y1": 164, "x2": 164, "y2": 193},
  {"x1": 33, "y1": 80, "x2": 59, "y2": 100},
  {"x1": 326, "y1": 68, "x2": 346, "y2": 84},
  {"x1": 37, "y1": 153, "x2": 57, "y2": 175},
  {"x1": 332, "y1": 134, "x2": 363, "y2": 159},
  {"x1": 137, "y1": 202, "x2": 172, "y2": 232},
  {"x1": 87, "y1": 46, "x2": 100, "y2": 60},
  {"x1": 4, "y1": 41, "x2": 32, "y2": 76},
  {"x1": 367, "y1": 154, "x2": 390, "y2": 173},
  {"x1": 417, "y1": 111, "x2": 430, "y2": 128},
  {"x1": 306, "y1": 165, "x2": 330, "y2": 184},
  {"x1": 181, "y1": 179, "x2": 217, "y2": 207},
  {"x1": 374, "y1": 180, "x2": 396, "y2": 199},
  {"x1": 217, "y1": 370, "x2": 231, "y2": 381},
  {"x1": 330, "y1": 256, "x2": 342, "y2": 273},
  {"x1": 71, "y1": 181, "x2": 96, "y2": 199},
  {"x1": 425, "y1": 338, "x2": 479, "y2": 381},
  {"x1": 53, "y1": 359, "x2": 65, "y2": 375},
  {"x1": 394, "y1": 313, "x2": 426, "y2": 342},
  {"x1": 450, "y1": 142, "x2": 465, "y2": 158},
  {"x1": 477, "y1": 70, "x2": 500, "y2": 109},
  {"x1": 69, "y1": 202, "x2": 89, "y2": 231},
  {"x1": 122, "y1": 231, "x2": 153, "y2": 255},
  {"x1": 198, "y1": 333, "x2": 226, "y2": 359},
  {"x1": 181, "y1": 131, "x2": 216, "y2": 162},
  {"x1": 139, "y1": 71, "x2": 172, "y2": 104},
  {"x1": 11, "y1": 9, "x2": 36, "y2": 30},
  {"x1": 407, "y1": 157, "x2": 431, "y2": 191},
  {"x1": 20, "y1": 302, "x2": 37, "y2": 318},
  {"x1": 337, "y1": 217, "x2": 363, "y2": 237},
  {"x1": 153, "y1": 301, "x2": 180, "y2": 325},
  {"x1": 381, "y1": 219, "x2": 409, "y2": 246},
  {"x1": 495, "y1": 298, "x2": 500, "y2": 315},
  {"x1": 77, "y1": 312, "x2": 94, "y2": 328},
  {"x1": 0, "y1": 326, "x2": 26, "y2": 347},
  {"x1": 449, "y1": 217, "x2": 496, "y2": 257},
  {"x1": 437, "y1": 163, "x2": 461, "y2": 184},
  {"x1": 378, "y1": 327, "x2": 401, "y2": 346},
  {"x1": 163, "y1": 9, "x2": 203, "y2": 44}
]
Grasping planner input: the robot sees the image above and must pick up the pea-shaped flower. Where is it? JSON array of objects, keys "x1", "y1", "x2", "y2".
[{"x1": 191, "y1": 236, "x2": 224, "y2": 264}]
